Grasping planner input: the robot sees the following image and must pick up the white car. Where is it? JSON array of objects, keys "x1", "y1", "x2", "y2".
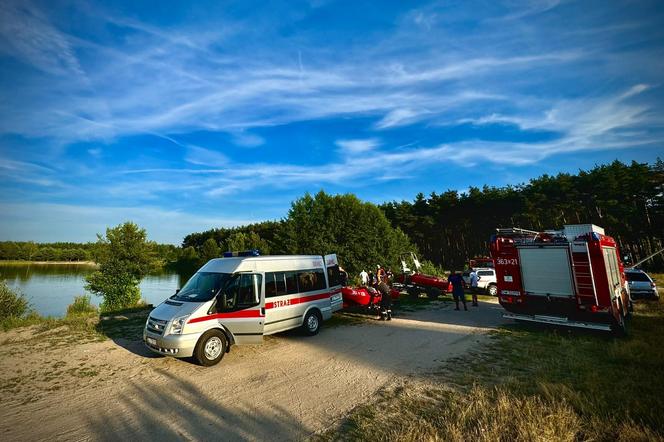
[{"x1": 463, "y1": 268, "x2": 498, "y2": 296}]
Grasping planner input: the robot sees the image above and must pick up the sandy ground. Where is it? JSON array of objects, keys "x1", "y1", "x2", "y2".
[{"x1": 0, "y1": 299, "x2": 506, "y2": 441}]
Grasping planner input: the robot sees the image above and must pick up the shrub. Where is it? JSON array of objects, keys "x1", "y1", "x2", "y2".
[
  {"x1": 0, "y1": 281, "x2": 30, "y2": 320},
  {"x1": 66, "y1": 295, "x2": 98, "y2": 316},
  {"x1": 85, "y1": 222, "x2": 158, "y2": 311},
  {"x1": 420, "y1": 259, "x2": 446, "y2": 277}
]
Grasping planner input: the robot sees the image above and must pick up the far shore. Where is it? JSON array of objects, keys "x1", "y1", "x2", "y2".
[{"x1": 0, "y1": 260, "x2": 98, "y2": 266}]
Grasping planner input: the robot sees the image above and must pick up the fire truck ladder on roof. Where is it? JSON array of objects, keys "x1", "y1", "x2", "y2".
[{"x1": 496, "y1": 227, "x2": 539, "y2": 235}]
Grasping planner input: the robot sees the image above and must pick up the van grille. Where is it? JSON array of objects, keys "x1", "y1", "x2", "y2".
[{"x1": 147, "y1": 317, "x2": 168, "y2": 335}]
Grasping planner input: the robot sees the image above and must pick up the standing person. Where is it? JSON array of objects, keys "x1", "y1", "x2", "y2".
[
  {"x1": 376, "y1": 265, "x2": 386, "y2": 283},
  {"x1": 360, "y1": 269, "x2": 369, "y2": 286},
  {"x1": 469, "y1": 269, "x2": 479, "y2": 307},
  {"x1": 377, "y1": 276, "x2": 392, "y2": 320},
  {"x1": 448, "y1": 270, "x2": 467, "y2": 311},
  {"x1": 339, "y1": 266, "x2": 349, "y2": 287},
  {"x1": 368, "y1": 270, "x2": 376, "y2": 287}
]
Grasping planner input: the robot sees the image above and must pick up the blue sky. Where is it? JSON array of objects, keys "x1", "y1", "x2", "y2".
[{"x1": 1, "y1": 0, "x2": 663, "y2": 244}]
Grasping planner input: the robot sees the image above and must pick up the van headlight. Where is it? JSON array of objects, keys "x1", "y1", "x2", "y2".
[{"x1": 169, "y1": 316, "x2": 189, "y2": 335}]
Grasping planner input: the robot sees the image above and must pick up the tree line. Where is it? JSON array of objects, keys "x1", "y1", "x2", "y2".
[
  {"x1": 380, "y1": 160, "x2": 664, "y2": 271},
  {"x1": 0, "y1": 240, "x2": 179, "y2": 265},
  {"x1": 176, "y1": 192, "x2": 415, "y2": 277}
]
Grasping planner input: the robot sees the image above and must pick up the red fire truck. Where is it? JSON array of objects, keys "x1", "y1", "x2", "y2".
[{"x1": 489, "y1": 224, "x2": 632, "y2": 333}]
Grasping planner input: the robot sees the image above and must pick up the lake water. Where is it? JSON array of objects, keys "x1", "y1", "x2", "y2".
[{"x1": 0, "y1": 264, "x2": 191, "y2": 317}]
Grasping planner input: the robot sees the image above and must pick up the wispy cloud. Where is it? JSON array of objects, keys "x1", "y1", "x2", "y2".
[
  {"x1": 0, "y1": 0, "x2": 83, "y2": 76},
  {"x1": 335, "y1": 138, "x2": 380, "y2": 154},
  {"x1": 0, "y1": 0, "x2": 662, "y2": 241}
]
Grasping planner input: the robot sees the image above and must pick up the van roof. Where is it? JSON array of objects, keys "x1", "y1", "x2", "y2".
[{"x1": 199, "y1": 255, "x2": 327, "y2": 273}]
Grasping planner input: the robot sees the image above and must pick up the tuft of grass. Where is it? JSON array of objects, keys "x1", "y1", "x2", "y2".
[
  {"x1": 323, "y1": 299, "x2": 664, "y2": 441},
  {"x1": 0, "y1": 281, "x2": 31, "y2": 321},
  {"x1": 66, "y1": 295, "x2": 98, "y2": 316},
  {"x1": 324, "y1": 384, "x2": 581, "y2": 442}
]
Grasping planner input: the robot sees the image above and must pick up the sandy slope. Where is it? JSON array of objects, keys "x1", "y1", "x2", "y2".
[{"x1": 0, "y1": 300, "x2": 505, "y2": 441}]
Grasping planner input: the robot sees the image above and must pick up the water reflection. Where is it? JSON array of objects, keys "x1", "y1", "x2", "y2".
[{"x1": 0, "y1": 264, "x2": 191, "y2": 317}]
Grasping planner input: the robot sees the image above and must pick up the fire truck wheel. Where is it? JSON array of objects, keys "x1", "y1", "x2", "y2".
[
  {"x1": 302, "y1": 310, "x2": 322, "y2": 336},
  {"x1": 194, "y1": 329, "x2": 228, "y2": 366},
  {"x1": 407, "y1": 288, "x2": 420, "y2": 299},
  {"x1": 487, "y1": 284, "x2": 498, "y2": 297}
]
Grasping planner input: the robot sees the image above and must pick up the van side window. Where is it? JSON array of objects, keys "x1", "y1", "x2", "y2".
[
  {"x1": 298, "y1": 269, "x2": 326, "y2": 292},
  {"x1": 285, "y1": 271, "x2": 299, "y2": 294},
  {"x1": 220, "y1": 274, "x2": 261, "y2": 311},
  {"x1": 265, "y1": 272, "x2": 277, "y2": 297},
  {"x1": 237, "y1": 274, "x2": 261, "y2": 307},
  {"x1": 274, "y1": 272, "x2": 287, "y2": 296}
]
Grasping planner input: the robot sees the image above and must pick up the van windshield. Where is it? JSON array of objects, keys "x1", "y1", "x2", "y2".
[{"x1": 171, "y1": 272, "x2": 235, "y2": 302}]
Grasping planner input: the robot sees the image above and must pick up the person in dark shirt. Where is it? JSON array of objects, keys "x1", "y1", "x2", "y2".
[
  {"x1": 447, "y1": 270, "x2": 467, "y2": 311},
  {"x1": 377, "y1": 276, "x2": 392, "y2": 320}
]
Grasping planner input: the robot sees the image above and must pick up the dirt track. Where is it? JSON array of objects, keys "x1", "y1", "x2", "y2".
[{"x1": 0, "y1": 300, "x2": 506, "y2": 441}]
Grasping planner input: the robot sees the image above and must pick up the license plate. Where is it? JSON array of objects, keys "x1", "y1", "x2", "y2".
[{"x1": 147, "y1": 337, "x2": 157, "y2": 345}]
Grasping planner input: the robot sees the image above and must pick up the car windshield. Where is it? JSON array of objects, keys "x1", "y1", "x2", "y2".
[
  {"x1": 626, "y1": 272, "x2": 651, "y2": 282},
  {"x1": 171, "y1": 272, "x2": 235, "y2": 302}
]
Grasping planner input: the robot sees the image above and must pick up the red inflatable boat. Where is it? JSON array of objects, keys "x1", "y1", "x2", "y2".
[{"x1": 341, "y1": 286, "x2": 401, "y2": 309}]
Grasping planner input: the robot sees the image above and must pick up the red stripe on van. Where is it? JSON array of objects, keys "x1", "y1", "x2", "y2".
[
  {"x1": 187, "y1": 309, "x2": 263, "y2": 324},
  {"x1": 265, "y1": 292, "x2": 331, "y2": 310}
]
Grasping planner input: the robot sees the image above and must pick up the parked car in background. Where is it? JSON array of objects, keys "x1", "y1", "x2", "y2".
[
  {"x1": 462, "y1": 268, "x2": 498, "y2": 296},
  {"x1": 625, "y1": 268, "x2": 659, "y2": 299}
]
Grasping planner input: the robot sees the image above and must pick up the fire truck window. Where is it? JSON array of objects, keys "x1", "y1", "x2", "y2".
[
  {"x1": 265, "y1": 273, "x2": 277, "y2": 298},
  {"x1": 285, "y1": 271, "x2": 299, "y2": 294}
]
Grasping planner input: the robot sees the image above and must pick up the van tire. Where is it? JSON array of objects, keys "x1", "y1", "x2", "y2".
[
  {"x1": 302, "y1": 310, "x2": 322, "y2": 336},
  {"x1": 488, "y1": 284, "x2": 498, "y2": 296},
  {"x1": 194, "y1": 329, "x2": 227, "y2": 366}
]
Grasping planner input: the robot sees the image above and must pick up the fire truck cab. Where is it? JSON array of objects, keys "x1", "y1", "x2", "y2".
[
  {"x1": 490, "y1": 224, "x2": 631, "y2": 333},
  {"x1": 144, "y1": 252, "x2": 343, "y2": 366}
]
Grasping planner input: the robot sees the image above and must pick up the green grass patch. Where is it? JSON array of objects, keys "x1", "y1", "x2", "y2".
[
  {"x1": 323, "y1": 299, "x2": 664, "y2": 441},
  {"x1": 66, "y1": 295, "x2": 98, "y2": 316}
]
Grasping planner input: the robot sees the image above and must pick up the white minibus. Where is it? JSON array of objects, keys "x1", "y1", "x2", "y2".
[{"x1": 144, "y1": 252, "x2": 343, "y2": 366}]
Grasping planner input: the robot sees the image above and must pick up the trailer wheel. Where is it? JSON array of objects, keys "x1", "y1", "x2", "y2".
[
  {"x1": 426, "y1": 287, "x2": 441, "y2": 300},
  {"x1": 194, "y1": 329, "x2": 227, "y2": 366},
  {"x1": 487, "y1": 284, "x2": 498, "y2": 297},
  {"x1": 302, "y1": 310, "x2": 322, "y2": 336}
]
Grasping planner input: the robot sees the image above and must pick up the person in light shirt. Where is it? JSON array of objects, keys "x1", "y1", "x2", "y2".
[
  {"x1": 469, "y1": 269, "x2": 479, "y2": 307},
  {"x1": 360, "y1": 269, "x2": 369, "y2": 286}
]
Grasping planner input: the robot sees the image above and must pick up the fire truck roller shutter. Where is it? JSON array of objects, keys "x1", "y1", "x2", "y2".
[{"x1": 518, "y1": 247, "x2": 575, "y2": 297}]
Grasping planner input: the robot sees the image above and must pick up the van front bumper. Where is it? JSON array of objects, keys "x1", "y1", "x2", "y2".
[{"x1": 143, "y1": 329, "x2": 199, "y2": 358}]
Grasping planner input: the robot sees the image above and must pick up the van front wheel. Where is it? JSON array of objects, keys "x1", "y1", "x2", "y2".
[
  {"x1": 194, "y1": 330, "x2": 227, "y2": 366},
  {"x1": 302, "y1": 310, "x2": 321, "y2": 336}
]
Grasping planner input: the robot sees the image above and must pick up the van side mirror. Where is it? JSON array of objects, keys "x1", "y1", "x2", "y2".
[{"x1": 175, "y1": 288, "x2": 180, "y2": 294}]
